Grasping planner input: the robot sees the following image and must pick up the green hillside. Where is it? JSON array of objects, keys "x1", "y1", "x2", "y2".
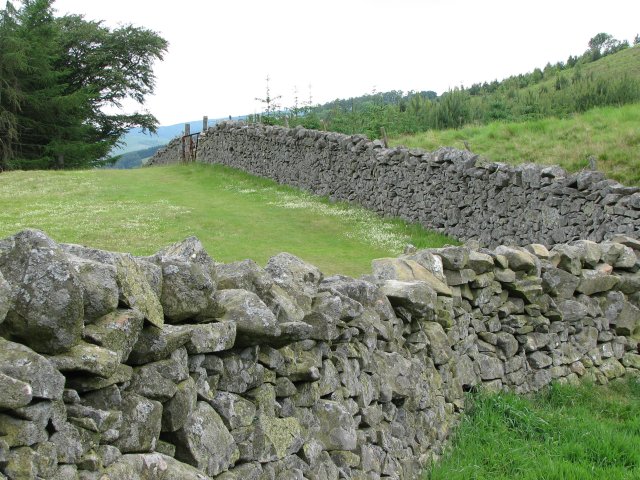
[{"x1": 391, "y1": 102, "x2": 640, "y2": 186}]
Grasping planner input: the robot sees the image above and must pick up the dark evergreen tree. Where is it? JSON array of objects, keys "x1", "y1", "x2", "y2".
[{"x1": 0, "y1": 0, "x2": 167, "y2": 169}]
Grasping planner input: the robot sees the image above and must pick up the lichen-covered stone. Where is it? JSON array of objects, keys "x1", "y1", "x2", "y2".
[
  {"x1": 422, "y1": 322, "x2": 453, "y2": 366},
  {"x1": 168, "y1": 401, "x2": 239, "y2": 477},
  {"x1": 127, "y1": 324, "x2": 192, "y2": 365},
  {"x1": 265, "y1": 252, "x2": 322, "y2": 312},
  {"x1": 114, "y1": 253, "x2": 165, "y2": 328},
  {"x1": 0, "y1": 372, "x2": 32, "y2": 409},
  {"x1": 379, "y1": 280, "x2": 437, "y2": 321},
  {"x1": 0, "y1": 229, "x2": 84, "y2": 353},
  {"x1": 212, "y1": 289, "x2": 280, "y2": 342},
  {"x1": 67, "y1": 253, "x2": 119, "y2": 322},
  {"x1": 154, "y1": 256, "x2": 216, "y2": 323},
  {"x1": 312, "y1": 400, "x2": 357, "y2": 451},
  {"x1": 183, "y1": 321, "x2": 236, "y2": 354},
  {"x1": 0, "y1": 338, "x2": 65, "y2": 400},
  {"x1": 208, "y1": 391, "x2": 256, "y2": 430},
  {"x1": 0, "y1": 269, "x2": 12, "y2": 325},
  {"x1": 49, "y1": 422, "x2": 97, "y2": 464},
  {"x1": 576, "y1": 270, "x2": 619, "y2": 295},
  {"x1": 112, "y1": 392, "x2": 162, "y2": 453},
  {"x1": 0, "y1": 413, "x2": 48, "y2": 447},
  {"x1": 47, "y1": 341, "x2": 120, "y2": 378},
  {"x1": 371, "y1": 258, "x2": 452, "y2": 296},
  {"x1": 103, "y1": 453, "x2": 212, "y2": 480},
  {"x1": 83, "y1": 309, "x2": 145, "y2": 363},
  {"x1": 162, "y1": 377, "x2": 198, "y2": 432}
]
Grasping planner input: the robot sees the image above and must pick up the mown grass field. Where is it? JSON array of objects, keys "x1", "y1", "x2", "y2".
[
  {"x1": 426, "y1": 379, "x2": 640, "y2": 480},
  {"x1": 0, "y1": 163, "x2": 455, "y2": 276},
  {"x1": 391, "y1": 103, "x2": 640, "y2": 186}
]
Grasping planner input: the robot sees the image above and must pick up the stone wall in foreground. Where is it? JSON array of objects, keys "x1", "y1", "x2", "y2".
[
  {"x1": 149, "y1": 122, "x2": 640, "y2": 247},
  {"x1": 0, "y1": 229, "x2": 639, "y2": 479}
]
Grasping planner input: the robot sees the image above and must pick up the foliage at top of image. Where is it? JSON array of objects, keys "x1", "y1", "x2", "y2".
[
  {"x1": 259, "y1": 33, "x2": 640, "y2": 140},
  {"x1": 0, "y1": 0, "x2": 167, "y2": 170}
]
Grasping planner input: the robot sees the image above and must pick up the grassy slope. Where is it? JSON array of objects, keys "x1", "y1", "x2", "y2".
[
  {"x1": 427, "y1": 379, "x2": 640, "y2": 480},
  {"x1": 0, "y1": 164, "x2": 455, "y2": 276},
  {"x1": 391, "y1": 102, "x2": 640, "y2": 186}
]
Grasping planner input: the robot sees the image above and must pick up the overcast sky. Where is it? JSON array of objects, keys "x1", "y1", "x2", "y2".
[{"x1": 53, "y1": 0, "x2": 640, "y2": 126}]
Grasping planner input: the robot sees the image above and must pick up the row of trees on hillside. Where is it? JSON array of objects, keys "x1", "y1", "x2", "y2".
[
  {"x1": 0, "y1": 0, "x2": 167, "y2": 170},
  {"x1": 257, "y1": 33, "x2": 640, "y2": 139}
]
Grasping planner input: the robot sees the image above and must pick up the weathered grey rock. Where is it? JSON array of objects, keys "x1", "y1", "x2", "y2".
[
  {"x1": 576, "y1": 270, "x2": 619, "y2": 295},
  {"x1": 557, "y1": 299, "x2": 589, "y2": 323},
  {"x1": 0, "y1": 413, "x2": 48, "y2": 447},
  {"x1": 64, "y1": 243, "x2": 165, "y2": 329},
  {"x1": 528, "y1": 351, "x2": 552, "y2": 369},
  {"x1": 212, "y1": 289, "x2": 280, "y2": 342},
  {"x1": 0, "y1": 338, "x2": 65, "y2": 400},
  {"x1": 208, "y1": 391, "x2": 256, "y2": 430},
  {"x1": 431, "y1": 246, "x2": 469, "y2": 270},
  {"x1": 476, "y1": 354, "x2": 505, "y2": 380},
  {"x1": 67, "y1": 254, "x2": 119, "y2": 322},
  {"x1": 183, "y1": 321, "x2": 236, "y2": 354},
  {"x1": 468, "y1": 250, "x2": 495, "y2": 274},
  {"x1": 114, "y1": 253, "x2": 165, "y2": 328},
  {"x1": 168, "y1": 401, "x2": 239, "y2": 477},
  {"x1": 215, "y1": 462, "x2": 263, "y2": 480},
  {"x1": 47, "y1": 341, "x2": 120, "y2": 378},
  {"x1": 4, "y1": 443, "x2": 57, "y2": 479},
  {"x1": 112, "y1": 392, "x2": 162, "y2": 453},
  {"x1": 162, "y1": 377, "x2": 198, "y2": 432},
  {"x1": 312, "y1": 400, "x2": 357, "y2": 451},
  {"x1": 217, "y1": 259, "x2": 273, "y2": 297},
  {"x1": 0, "y1": 270, "x2": 13, "y2": 325},
  {"x1": 302, "y1": 292, "x2": 341, "y2": 341},
  {"x1": 128, "y1": 365, "x2": 178, "y2": 401},
  {"x1": 371, "y1": 258, "x2": 451, "y2": 296},
  {"x1": 66, "y1": 403, "x2": 122, "y2": 435},
  {"x1": 495, "y1": 332, "x2": 519, "y2": 358},
  {"x1": 155, "y1": 256, "x2": 216, "y2": 323},
  {"x1": 379, "y1": 280, "x2": 437, "y2": 321},
  {"x1": 83, "y1": 308, "x2": 145, "y2": 363},
  {"x1": 103, "y1": 453, "x2": 212, "y2": 480},
  {"x1": 601, "y1": 242, "x2": 636, "y2": 269},
  {"x1": 127, "y1": 324, "x2": 192, "y2": 365},
  {"x1": 552, "y1": 245, "x2": 582, "y2": 275},
  {"x1": 265, "y1": 252, "x2": 322, "y2": 311},
  {"x1": 422, "y1": 322, "x2": 453, "y2": 365},
  {"x1": 495, "y1": 246, "x2": 537, "y2": 273},
  {"x1": 0, "y1": 372, "x2": 32, "y2": 410},
  {"x1": 541, "y1": 265, "x2": 580, "y2": 298},
  {"x1": 49, "y1": 422, "x2": 97, "y2": 464},
  {"x1": 233, "y1": 415, "x2": 304, "y2": 463},
  {"x1": 402, "y1": 249, "x2": 446, "y2": 281},
  {"x1": 610, "y1": 301, "x2": 640, "y2": 337},
  {"x1": 0, "y1": 229, "x2": 84, "y2": 353}
]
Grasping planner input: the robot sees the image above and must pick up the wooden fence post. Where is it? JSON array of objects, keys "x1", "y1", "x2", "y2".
[{"x1": 380, "y1": 127, "x2": 389, "y2": 148}]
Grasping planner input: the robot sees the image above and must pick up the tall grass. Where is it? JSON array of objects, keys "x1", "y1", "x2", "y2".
[
  {"x1": 391, "y1": 103, "x2": 640, "y2": 186},
  {"x1": 427, "y1": 378, "x2": 640, "y2": 479}
]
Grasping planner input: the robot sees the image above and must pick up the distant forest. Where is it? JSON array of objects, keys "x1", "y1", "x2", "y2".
[{"x1": 254, "y1": 33, "x2": 640, "y2": 140}]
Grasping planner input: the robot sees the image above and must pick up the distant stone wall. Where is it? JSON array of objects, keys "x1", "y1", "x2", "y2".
[
  {"x1": 149, "y1": 122, "x2": 640, "y2": 247},
  {"x1": 1, "y1": 229, "x2": 639, "y2": 479}
]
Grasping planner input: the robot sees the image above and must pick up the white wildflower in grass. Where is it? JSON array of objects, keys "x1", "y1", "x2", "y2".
[{"x1": 267, "y1": 191, "x2": 410, "y2": 251}]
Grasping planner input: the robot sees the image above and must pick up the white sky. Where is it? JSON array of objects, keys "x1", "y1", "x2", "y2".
[{"x1": 52, "y1": 0, "x2": 640, "y2": 126}]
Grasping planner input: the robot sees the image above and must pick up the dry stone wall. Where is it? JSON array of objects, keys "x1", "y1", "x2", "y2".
[
  {"x1": 1, "y1": 229, "x2": 639, "y2": 479},
  {"x1": 150, "y1": 122, "x2": 640, "y2": 247}
]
